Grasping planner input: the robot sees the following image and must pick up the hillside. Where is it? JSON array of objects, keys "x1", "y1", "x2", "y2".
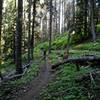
[
  {"x1": 0, "y1": 34, "x2": 100, "y2": 100},
  {"x1": 0, "y1": 0, "x2": 100, "y2": 100}
]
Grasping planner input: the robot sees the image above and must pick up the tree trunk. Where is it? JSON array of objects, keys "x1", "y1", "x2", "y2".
[
  {"x1": 0, "y1": 0, "x2": 3, "y2": 60},
  {"x1": 49, "y1": 0, "x2": 53, "y2": 53},
  {"x1": 84, "y1": 0, "x2": 88, "y2": 34},
  {"x1": 72, "y1": 0, "x2": 75, "y2": 30},
  {"x1": 90, "y1": 0, "x2": 96, "y2": 42},
  {"x1": 28, "y1": 0, "x2": 32, "y2": 62},
  {"x1": 31, "y1": 0, "x2": 36, "y2": 60},
  {"x1": 54, "y1": 0, "x2": 57, "y2": 35},
  {"x1": 0, "y1": 0, "x2": 3, "y2": 80},
  {"x1": 13, "y1": 0, "x2": 17, "y2": 63},
  {"x1": 0, "y1": 0, "x2": 3, "y2": 40},
  {"x1": 59, "y1": 0, "x2": 61, "y2": 34},
  {"x1": 15, "y1": 0, "x2": 23, "y2": 74}
]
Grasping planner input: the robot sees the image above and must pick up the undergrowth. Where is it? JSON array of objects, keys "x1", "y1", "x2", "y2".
[
  {"x1": 74, "y1": 42, "x2": 100, "y2": 51},
  {"x1": 41, "y1": 64, "x2": 98, "y2": 100},
  {"x1": 0, "y1": 62, "x2": 40, "y2": 100}
]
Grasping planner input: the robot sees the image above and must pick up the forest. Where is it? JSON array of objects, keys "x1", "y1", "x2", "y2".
[{"x1": 0, "y1": 0, "x2": 100, "y2": 100}]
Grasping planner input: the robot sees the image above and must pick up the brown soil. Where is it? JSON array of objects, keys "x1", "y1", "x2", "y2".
[{"x1": 13, "y1": 59, "x2": 54, "y2": 100}]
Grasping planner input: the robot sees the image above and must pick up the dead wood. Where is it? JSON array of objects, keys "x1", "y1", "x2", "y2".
[{"x1": 52, "y1": 56, "x2": 100, "y2": 69}]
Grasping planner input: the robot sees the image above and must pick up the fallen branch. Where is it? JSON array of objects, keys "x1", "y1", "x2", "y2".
[
  {"x1": 0, "y1": 58, "x2": 43, "y2": 85},
  {"x1": 52, "y1": 55, "x2": 100, "y2": 69},
  {"x1": 0, "y1": 62, "x2": 32, "y2": 85},
  {"x1": 90, "y1": 72, "x2": 96, "y2": 86},
  {"x1": 75, "y1": 70, "x2": 100, "y2": 83}
]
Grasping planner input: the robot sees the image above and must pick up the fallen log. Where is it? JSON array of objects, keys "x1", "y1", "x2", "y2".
[
  {"x1": 52, "y1": 56, "x2": 100, "y2": 69},
  {"x1": 0, "y1": 58, "x2": 43, "y2": 86},
  {"x1": 0, "y1": 62, "x2": 32, "y2": 85}
]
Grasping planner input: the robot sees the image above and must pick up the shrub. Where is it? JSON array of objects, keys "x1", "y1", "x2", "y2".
[{"x1": 97, "y1": 24, "x2": 100, "y2": 32}]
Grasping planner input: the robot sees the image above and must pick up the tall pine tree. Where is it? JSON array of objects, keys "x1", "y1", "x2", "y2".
[{"x1": 15, "y1": 0, "x2": 23, "y2": 74}]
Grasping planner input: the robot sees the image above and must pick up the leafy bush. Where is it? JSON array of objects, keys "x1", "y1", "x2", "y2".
[
  {"x1": 72, "y1": 32, "x2": 89, "y2": 44},
  {"x1": 35, "y1": 34, "x2": 68, "y2": 52},
  {"x1": 0, "y1": 59, "x2": 14, "y2": 74},
  {"x1": 96, "y1": 24, "x2": 100, "y2": 32},
  {"x1": 52, "y1": 36, "x2": 68, "y2": 49}
]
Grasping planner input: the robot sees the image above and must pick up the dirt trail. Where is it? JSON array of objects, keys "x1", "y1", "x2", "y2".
[{"x1": 14, "y1": 59, "x2": 54, "y2": 100}]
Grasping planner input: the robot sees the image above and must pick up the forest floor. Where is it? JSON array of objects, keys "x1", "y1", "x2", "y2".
[
  {"x1": 0, "y1": 34, "x2": 100, "y2": 100},
  {"x1": 9, "y1": 43, "x2": 100, "y2": 100},
  {"x1": 12, "y1": 50, "x2": 100, "y2": 100},
  {"x1": 12, "y1": 58, "x2": 54, "y2": 100}
]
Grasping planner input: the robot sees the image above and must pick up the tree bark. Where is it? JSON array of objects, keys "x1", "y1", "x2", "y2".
[
  {"x1": 15, "y1": 0, "x2": 23, "y2": 74},
  {"x1": 90, "y1": 0, "x2": 96, "y2": 42},
  {"x1": 54, "y1": 0, "x2": 57, "y2": 35},
  {"x1": 59, "y1": 0, "x2": 61, "y2": 34},
  {"x1": 0, "y1": 0, "x2": 3, "y2": 65},
  {"x1": 31, "y1": 0, "x2": 36, "y2": 60},
  {"x1": 49, "y1": 0, "x2": 53, "y2": 53},
  {"x1": 84, "y1": 0, "x2": 88, "y2": 34},
  {"x1": 28, "y1": 0, "x2": 32, "y2": 62},
  {"x1": 0, "y1": 4, "x2": 3, "y2": 79},
  {"x1": 13, "y1": 0, "x2": 17, "y2": 63}
]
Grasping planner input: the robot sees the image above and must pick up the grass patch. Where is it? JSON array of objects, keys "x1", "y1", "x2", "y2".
[
  {"x1": 69, "y1": 50, "x2": 100, "y2": 57},
  {"x1": 0, "y1": 62, "x2": 40, "y2": 100},
  {"x1": 74, "y1": 42, "x2": 100, "y2": 51}
]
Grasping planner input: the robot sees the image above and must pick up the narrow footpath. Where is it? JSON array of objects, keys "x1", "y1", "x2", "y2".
[{"x1": 14, "y1": 58, "x2": 54, "y2": 100}]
